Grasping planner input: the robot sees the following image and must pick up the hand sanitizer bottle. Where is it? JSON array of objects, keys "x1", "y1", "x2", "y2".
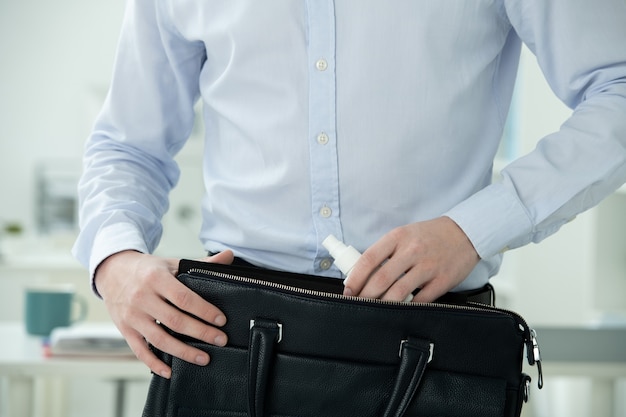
[
  {"x1": 322, "y1": 234, "x2": 361, "y2": 279},
  {"x1": 322, "y1": 234, "x2": 413, "y2": 302}
]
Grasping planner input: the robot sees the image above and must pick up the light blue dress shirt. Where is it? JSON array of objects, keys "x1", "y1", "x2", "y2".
[{"x1": 74, "y1": 0, "x2": 626, "y2": 292}]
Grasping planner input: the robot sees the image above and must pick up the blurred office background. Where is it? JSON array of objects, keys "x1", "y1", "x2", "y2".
[{"x1": 1, "y1": 1, "x2": 624, "y2": 416}]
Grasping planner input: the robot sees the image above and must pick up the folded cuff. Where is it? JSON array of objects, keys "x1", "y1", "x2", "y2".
[
  {"x1": 88, "y1": 223, "x2": 149, "y2": 298},
  {"x1": 444, "y1": 181, "x2": 534, "y2": 259}
]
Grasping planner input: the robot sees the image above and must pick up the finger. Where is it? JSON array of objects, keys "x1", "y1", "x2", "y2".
[
  {"x1": 123, "y1": 327, "x2": 173, "y2": 379},
  {"x1": 343, "y1": 241, "x2": 395, "y2": 296},
  {"x1": 160, "y1": 277, "x2": 228, "y2": 329},
  {"x1": 376, "y1": 259, "x2": 435, "y2": 302},
  {"x1": 139, "y1": 316, "x2": 215, "y2": 368},
  {"x1": 412, "y1": 280, "x2": 449, "y2": 304},
  {"x1": 146, "y1": 299, "x2": 228, "y2": 347},
  {"x1": 196, "y1": 250, "x2": 235, "y2": 265},
  {"x1": 380, "y1": 273, "x2": 419, "y2": 303},
  {"x1": 357, "y1": 258, "x2": 409, "y2": 299}
]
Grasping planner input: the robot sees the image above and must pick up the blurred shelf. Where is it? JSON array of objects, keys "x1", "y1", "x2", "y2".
[{"x1": 0, "y1": 254, "x2": 82, "y2": 272}]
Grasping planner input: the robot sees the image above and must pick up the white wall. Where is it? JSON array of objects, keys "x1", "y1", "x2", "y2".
[
  {"x1": 0, "y1": 3, "x2": 145, "y2": 417},
  {"x1": 0, "y1": 0, "x2": 206, "y2": 259},
  {"x1": 0, "y1": 0, "x2": 125, "y2": 233}
]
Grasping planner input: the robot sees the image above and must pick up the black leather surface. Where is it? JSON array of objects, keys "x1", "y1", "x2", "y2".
[{"x1": 143, "y1": 260, "x2": 531, "y2": 417}]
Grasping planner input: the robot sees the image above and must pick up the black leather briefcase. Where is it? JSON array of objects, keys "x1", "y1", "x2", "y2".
[{"x1": 142, "y1": 259, "x2": 542, "y2": 417}]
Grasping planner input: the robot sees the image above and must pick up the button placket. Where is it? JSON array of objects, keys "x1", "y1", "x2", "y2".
[{"x1": 307, "y1": 0, "x2": 341, "y2": 273}]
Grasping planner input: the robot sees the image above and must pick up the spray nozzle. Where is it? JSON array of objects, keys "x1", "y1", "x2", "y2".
[{"x1": 322, "y1": 234, "x2": 362, "y2": 277}]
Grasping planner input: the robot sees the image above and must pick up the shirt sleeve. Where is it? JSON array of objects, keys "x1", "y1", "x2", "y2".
[
  {"x1": 71, "y1": 0, "x2": 206, "y2": 287},
  {"x1": 445, "y1": 0, "x2": 626, "y2": 259}
]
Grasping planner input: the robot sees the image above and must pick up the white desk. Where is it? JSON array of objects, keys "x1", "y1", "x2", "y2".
[
  {"x1": 3, "y1": 322, "x2": 624, "y2": 417},
  {"x1": 524, "y1": 326, "x2": 626, "y2": 417},
  {"x1": 0, "y1": 323, "x2": 151, "y2": 417}
]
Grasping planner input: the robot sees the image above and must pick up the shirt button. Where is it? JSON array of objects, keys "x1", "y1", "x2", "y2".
[
  {"x1": 319, "y1": 258, "x2": 333, "y2": 271},
  {"x1": 315, "y1": 59, "x2": 328, "y2": 71},
  {"x1": 317, "y1": 132, "x2": 329, "y2": 145},
  {"x1": 320, "y1": 206, "x2": 332, "y2": 218}
]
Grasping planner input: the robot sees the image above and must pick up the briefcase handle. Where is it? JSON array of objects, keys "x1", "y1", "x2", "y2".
[{"x1": 248, "y1": 318, "x2": 433, "y2": 417}]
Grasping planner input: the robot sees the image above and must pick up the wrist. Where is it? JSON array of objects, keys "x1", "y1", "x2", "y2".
[{"x1": 94, "y1": 250, "x2": 142, "y2": 298}]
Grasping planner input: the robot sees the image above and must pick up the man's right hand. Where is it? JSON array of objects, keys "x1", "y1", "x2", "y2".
[{"x1": 94, "y1": 250, "x2": 234, "y2": 378}]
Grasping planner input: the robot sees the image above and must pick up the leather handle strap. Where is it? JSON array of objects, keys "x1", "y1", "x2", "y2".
[
  {"x1": 247, "y1": 318, "x2": 281, "y2": 417},
  {"x1": 248, "y1": 318, "x2": 431, "y2": 417},
  {"x1": 381, "y1": 336, "x2": 433, "y2": 417}
]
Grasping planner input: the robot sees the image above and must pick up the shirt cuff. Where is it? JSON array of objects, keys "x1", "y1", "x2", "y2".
[
  {"x1": 444, "y1": 181, "x2": 534, "y2": 259},
  {"x1": 88, "y1": 223, "x2": 150, "y2": 298}
]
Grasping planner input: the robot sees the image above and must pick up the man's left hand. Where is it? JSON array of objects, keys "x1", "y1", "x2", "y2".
[{"x1": 343, "y1": 217, "x2": 480, "y2": 303}]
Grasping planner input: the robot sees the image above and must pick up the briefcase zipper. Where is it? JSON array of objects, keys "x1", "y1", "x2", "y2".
[{"x1": 186, "y1": 266, "x2": 543, "y2": 389}]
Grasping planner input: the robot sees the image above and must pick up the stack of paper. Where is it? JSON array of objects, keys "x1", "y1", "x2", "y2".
[{"x1": 48, "y1": 323, "x2": 134, "y2": 357}]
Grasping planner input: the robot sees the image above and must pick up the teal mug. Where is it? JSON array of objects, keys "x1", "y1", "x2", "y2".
[{"x1": 24, "y1": 284, "x2": 88, "y2": 336}]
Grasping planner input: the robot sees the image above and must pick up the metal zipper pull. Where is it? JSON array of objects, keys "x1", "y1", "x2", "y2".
[
  {"x1": 523, "y1": 376, "x2": 532, "y2": 403},
  {"x1": 528, "y1": 329, "x2": 544, "y2": 389}
]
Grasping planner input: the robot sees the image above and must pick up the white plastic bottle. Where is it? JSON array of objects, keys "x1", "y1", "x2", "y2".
[
  {"x1": 322, "y1": 234, "x2": 413, "y2": 302},
  {"x1": 322, "y1": 234, "x2": 361, "y2": 280}
]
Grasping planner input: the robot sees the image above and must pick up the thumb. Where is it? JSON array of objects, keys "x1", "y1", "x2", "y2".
[{"x1": 197, "y1": 250, "x2": 235, "y2": 265}]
